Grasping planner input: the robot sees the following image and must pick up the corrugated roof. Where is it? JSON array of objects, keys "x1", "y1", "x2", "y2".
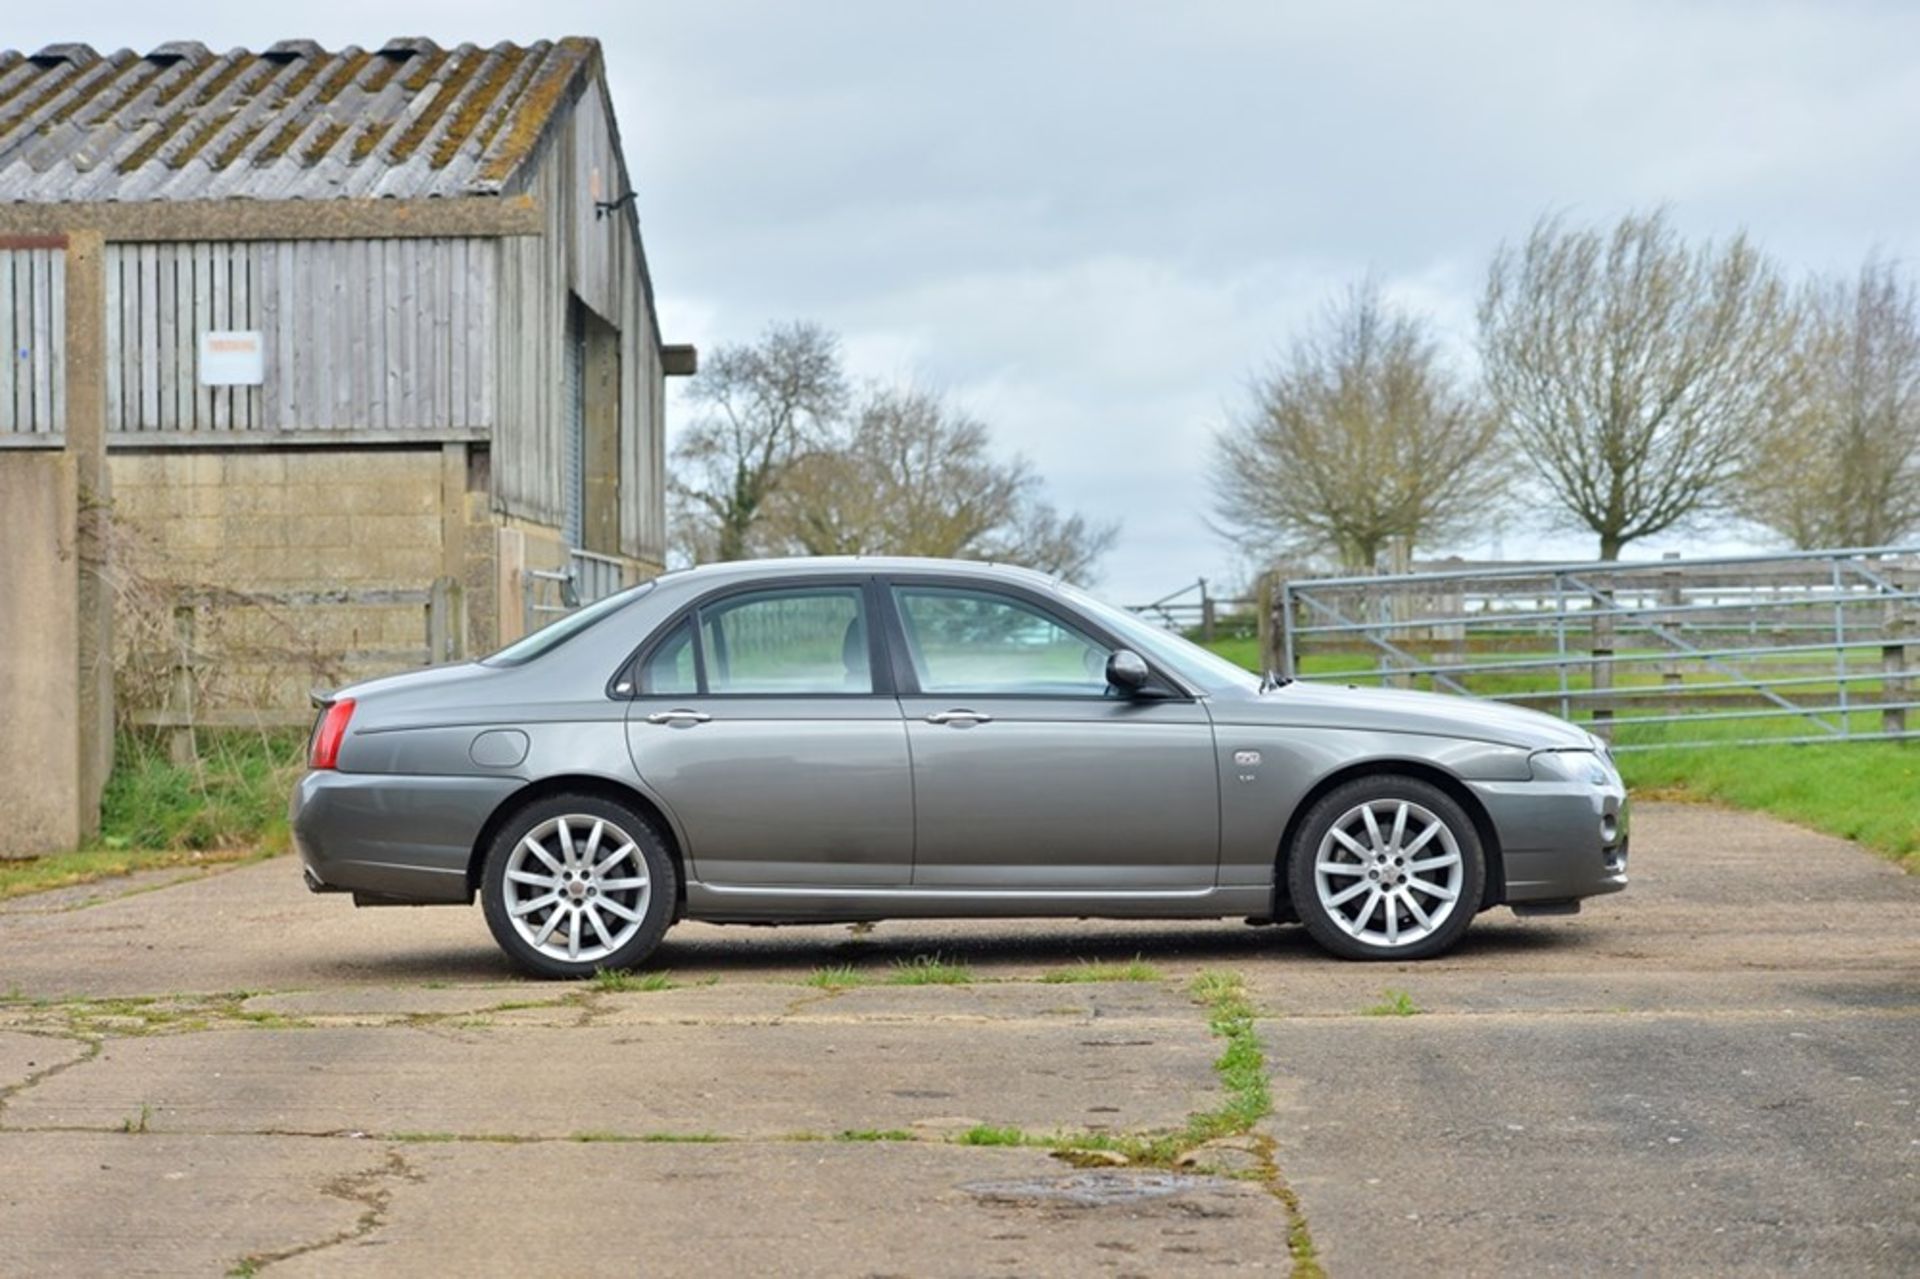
[{"x1": 0, "y1": 37, "x2": 597, "y2": 202}]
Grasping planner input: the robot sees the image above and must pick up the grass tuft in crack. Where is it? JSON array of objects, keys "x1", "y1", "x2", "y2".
[
  {"x1": 591, "y1": 968, "x2": 675, "y2": 993},
  {"x1": 1040, "y1": 956, "x2": 1164, "y2": 984},
  {"x1": 803, "y1": 965, "x2": 869, "y2": 990},
  {"x1": 1363, "y1": 988, "x2": 1419, "y2": 1017},
  {"x1": 887, "y1": 955, "x2": 973, "y2": 986}
]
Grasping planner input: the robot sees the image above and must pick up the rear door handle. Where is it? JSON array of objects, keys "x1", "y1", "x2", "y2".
[
  {"x1": 645, "y1": 709, "x2": 712, "y2": 725},
  {"x1": 925, "y1": 709, "x2": 993, "y2": 725}
]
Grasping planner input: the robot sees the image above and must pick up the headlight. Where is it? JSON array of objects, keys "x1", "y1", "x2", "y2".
[{"x1": 1529, "y1": 748, "x2": 1613, "y2": 785}]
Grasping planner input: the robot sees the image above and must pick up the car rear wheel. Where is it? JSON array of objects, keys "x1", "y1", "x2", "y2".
[
  {"x1": 481, "y1": 794, "x2": 677, "y2": 979},
  {"x1": 1287, "y1": 775, "x2": 1485, "y2": 961}
]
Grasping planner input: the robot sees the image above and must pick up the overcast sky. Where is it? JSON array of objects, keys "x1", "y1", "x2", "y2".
[{"x1": 17, "y1": 2, "x2": 1920, "y2": 600}]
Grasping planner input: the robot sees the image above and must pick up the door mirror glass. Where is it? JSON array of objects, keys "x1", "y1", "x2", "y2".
[{"x1": 1105, "y1": 649, "x2": 1151, "y2": 694}]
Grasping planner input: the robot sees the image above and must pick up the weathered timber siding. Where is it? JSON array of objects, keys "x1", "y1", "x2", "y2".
[
  {"x1": 0, "y1": 246, "x2": 65, "y2": 437},
  {"x1": 103, "y1": 237, "x2": 496, "y2": 433},
  {"x1": 494, "y1": 78, "x2": 665, "y2": 565}
]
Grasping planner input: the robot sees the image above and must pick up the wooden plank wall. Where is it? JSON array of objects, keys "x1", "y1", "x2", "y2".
[
  {"x1": 0, "y1": 247, "x2": 65, "y2": 437},
  {"x1": 103, "y1": 238, "x2": 497, "y2": 434},
  {"x1": 495, "y1": 76, "x2": 667, "y2": 564}
]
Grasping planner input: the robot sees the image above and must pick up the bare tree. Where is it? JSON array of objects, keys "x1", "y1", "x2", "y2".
[
  {"x1": 769, "y1": 384, "x2": 1118, "y2": 582},
  {"x1": 670, "y1": 320, "x2": 850, "y2": 561},
  {"x1": 1737, "y1": 255, "x2": 1920, "y2": 548},
  {"x1": 1479, "y1": 210, "x2": 1798, "y2": 560},
  {"x1": 1209, "y1": 280, "x2": 1506, "y2": 572}
]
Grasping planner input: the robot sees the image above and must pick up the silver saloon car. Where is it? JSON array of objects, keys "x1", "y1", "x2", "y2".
[{"x1": 293, "y1": 557, "x2": 1628, "y2": 977}]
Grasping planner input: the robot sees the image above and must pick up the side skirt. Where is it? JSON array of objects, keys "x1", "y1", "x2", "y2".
[{"x1": 683, "y1": 881, "x2": 1271, "y2": 925}]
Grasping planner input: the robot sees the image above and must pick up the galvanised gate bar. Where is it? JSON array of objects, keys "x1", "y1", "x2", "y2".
[{"x1": 1272, "y1": 546, "x2": 1920, "y2": 751}]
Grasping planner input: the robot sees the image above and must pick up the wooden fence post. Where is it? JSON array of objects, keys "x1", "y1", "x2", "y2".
[
  {"x1": 167, "y1": 603, "x2": 197, "y2": 766},
  {"x1": 1199, "y1": 577, "x2": 1216, "y2": 644},
  {"x1": 1256, "y1": 572, "x2": 1277, "y2": 677},
  {"x1": 1887, "y1": 614, "x2": 1912, "y2": 740},
  {"x1": 1590, "y1": 578, "x2": 1615, "y2": 742},
  {"x1": 426, "y1": 576, "x2": 466, "y2": 665}
]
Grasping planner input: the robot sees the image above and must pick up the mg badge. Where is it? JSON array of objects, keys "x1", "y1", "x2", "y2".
[{"x1": 1233, "y1": 750, "x2": 1261, "y2": 766}]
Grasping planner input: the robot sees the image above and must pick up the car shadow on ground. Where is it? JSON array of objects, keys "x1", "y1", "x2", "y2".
[{"x1": 305, "y1": 916, "x2": 1587, "y2": 986}]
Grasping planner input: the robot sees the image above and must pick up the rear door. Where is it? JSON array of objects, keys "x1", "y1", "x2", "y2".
[
  {"x1": 624, "y1": 578, "x2": 914, "y2": 886},
  {"x1": 882, "y1": 578, "x2": 1220, "y2": 890}
]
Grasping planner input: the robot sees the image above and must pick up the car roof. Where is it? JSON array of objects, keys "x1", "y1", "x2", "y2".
[{"x1": 653, "y1": 556, "x2": 1066, "y2": 590}]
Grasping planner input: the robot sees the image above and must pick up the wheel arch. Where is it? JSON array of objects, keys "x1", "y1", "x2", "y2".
[
  {"x1": 467, "y1": 774, "x2": 689, "y2": 918},
  {"x1": 1272, "y1": 759, "x2": 1506, "y2": 915}
]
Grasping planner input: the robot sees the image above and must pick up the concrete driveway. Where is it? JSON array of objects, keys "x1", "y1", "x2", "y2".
[{"x1": 0, "y1": 801, "x2": 1915, "y2": 1275}]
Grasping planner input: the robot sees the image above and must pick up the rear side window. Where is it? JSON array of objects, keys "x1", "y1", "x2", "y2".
[
  {"x1": 698, "y1": 588, "x2": 873, "y2": 695},
  {"x1": 639, "y1": 618, "x2": 699, "y2": 694}
]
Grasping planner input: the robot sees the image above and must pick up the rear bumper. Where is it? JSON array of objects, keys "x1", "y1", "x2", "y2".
[
  {"x1": 291, "y1": 769, "x2": 522, "y2": 905},
  {"x1": 1467, "y1": 778, "x2": 1630, "y2": 905}
]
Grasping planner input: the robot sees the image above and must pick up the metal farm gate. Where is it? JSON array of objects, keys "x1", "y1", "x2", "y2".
[{"x1": 1272, "y1": 546, "x2": 1920, "y2": 751}]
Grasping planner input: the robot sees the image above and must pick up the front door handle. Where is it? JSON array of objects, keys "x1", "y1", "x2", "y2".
[
  {"x1": 645, "y1": 709, "x2": 712, "y2": 725},
  {"x1": 925, "y1": 709, "x2": 993, "y2": 725}
]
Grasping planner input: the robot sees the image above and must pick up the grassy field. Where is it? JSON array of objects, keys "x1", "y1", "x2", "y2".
[
  {"x1": 0, "y1": 730, "x2": 305, "y2": 900},
  {"x1": 1201, "y1": 637, "x2": 1920, "y2": 872}
]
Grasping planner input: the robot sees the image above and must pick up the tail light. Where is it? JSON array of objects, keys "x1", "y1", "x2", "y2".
[{"x1": 309, "y1": 698, "x2": 356, "y2": 770}]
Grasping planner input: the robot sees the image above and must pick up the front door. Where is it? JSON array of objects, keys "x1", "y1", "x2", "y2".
[
  {"x1": 884, "y1": 581, "x2": 1219, "y2": 890},
  {"x1": 625, "y1": 581, "x2": 914, "y2": 886}
]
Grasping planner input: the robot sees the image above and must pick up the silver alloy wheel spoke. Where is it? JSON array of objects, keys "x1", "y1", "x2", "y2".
[
  {"x1": 1326, "y1": 880, "x2": 1371, "y2": 907},
  {"x1": 586, "y1": 905, "x2": 614, "y2": 950},
  {"x1": 1360, "y1": 805, "x2": 1385, "y2": 852},
  {"x1": 521, "y1": 837, "x2": 561, "y2": 874},
  {"x1": 593, "y1": 844, "x2": 638, "y2": 877},
  {"x1": 1350, "y1": 887, "x2": 1381, "y2": 934},
  {"x1": 503, "y1": 814, "x2": 651, "y2": 964},
  {"x1": 1314, "y1": 797, "x2": 1464, "y2": 949},
  {"x1": 1401, "y1": 822, "x2": 1443, "y2": 858}
]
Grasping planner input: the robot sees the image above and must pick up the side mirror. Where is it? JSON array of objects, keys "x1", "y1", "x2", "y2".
[{"x1": 1105, "y1": 649, "x2": 1151, "y2": 695}]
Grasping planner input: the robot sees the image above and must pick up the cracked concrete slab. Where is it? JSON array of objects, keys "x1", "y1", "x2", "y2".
[
  {"x1": 1267, "y1": 1011, "x2": 1920, "y2": 1274},
  {"x1": 241, "y1": 985, "x2": 550, "y2": 1020},
  {"x1": 0, "y1": 1132, "x2": 388, "y2": 1277},
  {"x1": 269, "y1": 1141, "x2": 1292, "y2": 1277},
  {"x1": 0, "y1": 1031, "x2": 89, "y2": 1095},
  {"x1": 5, "y1": 1017, "x2": 1217, "y2": 1139}
]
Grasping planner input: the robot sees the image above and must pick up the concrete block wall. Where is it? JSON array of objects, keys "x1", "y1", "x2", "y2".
[{"x1": 108, "y1": 447, "x2": 482, "y2": 712}]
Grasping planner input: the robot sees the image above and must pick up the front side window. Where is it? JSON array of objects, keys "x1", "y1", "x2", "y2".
[
  {"x1": 893, "y1": 586, "x2": 1112, "y2": 696},
  {"x1": 699, "y1": 588, "x2": 873, "y2": 694}
]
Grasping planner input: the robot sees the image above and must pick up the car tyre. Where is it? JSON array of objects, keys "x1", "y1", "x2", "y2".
[
  {"x1": 481, "y1": 793, "x2": 678, "y2": 979},
  {"x1": 1286, "y1": 774, "x2": 1485, "y2": 962}
]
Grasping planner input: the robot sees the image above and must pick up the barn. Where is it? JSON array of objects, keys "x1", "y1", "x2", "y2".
[{"x1": 0, "y1": 37, "x2": 692, "y2": 724}]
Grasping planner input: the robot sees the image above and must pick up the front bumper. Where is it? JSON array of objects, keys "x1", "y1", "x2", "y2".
[
  {"x1": 1466, "y1": 776, "x2": 1630, "y2": 905},
  {"x1": 291, "y1": 769, "x2": 522, "y2": 905}
]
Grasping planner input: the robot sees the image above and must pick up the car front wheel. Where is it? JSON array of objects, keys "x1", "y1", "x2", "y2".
[
  {"x1": 1287, "y1": 775, "x2": 1485, "y2": 961},
  {"x1": 480, "y1": 794, "x2": 677, "y2": 979}
]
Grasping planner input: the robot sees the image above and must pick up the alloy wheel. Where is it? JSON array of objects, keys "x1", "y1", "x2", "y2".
[
  {"x1": 501, "y1": 814, "x2": 652, "y2": 965},
  {"x1": 1312, "y1": 799, "x2": 1465, "y2": 949}
]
